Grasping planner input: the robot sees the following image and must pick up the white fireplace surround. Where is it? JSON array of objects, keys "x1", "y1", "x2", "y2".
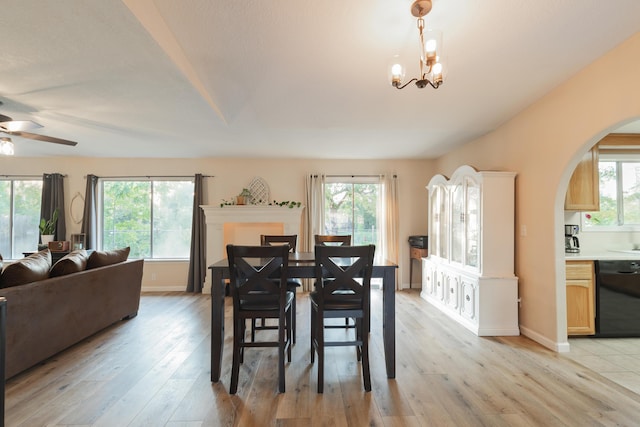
[{"x1": 200, "y1": 205, "x2": 304, "y2": 292}]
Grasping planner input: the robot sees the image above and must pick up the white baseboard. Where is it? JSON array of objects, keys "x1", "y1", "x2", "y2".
[
  {"x1": 520, "y1": 325, "x2": 570, "y2": 352},
  {"x1": 141, "y1": 285, "x2": 187, "y2": 292}
]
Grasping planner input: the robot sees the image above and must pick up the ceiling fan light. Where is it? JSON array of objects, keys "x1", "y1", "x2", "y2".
[
  {"x1": 0, "y1": 120, "x2": 43, "y2": 132},
  {"x1": 0, "y1": 137, "x2": 15, "y2": 156}
]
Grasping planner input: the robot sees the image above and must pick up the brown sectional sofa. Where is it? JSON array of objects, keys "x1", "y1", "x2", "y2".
[{"x1": 0, "y1": 249, "x2": 144, "y2": 378}]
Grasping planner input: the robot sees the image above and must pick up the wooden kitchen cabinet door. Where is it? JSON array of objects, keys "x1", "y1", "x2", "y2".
[
  {"x1": 566, "y1": 261, "x2": 595, "y2": 335},
  {"x1": 565, "y1": 148, "x2": 599, "y2": 211}
]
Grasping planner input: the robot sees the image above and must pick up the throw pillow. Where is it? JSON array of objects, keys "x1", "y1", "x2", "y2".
[
  {"x1": 86, "y1": 246, "x2": 131, "y2": 270},
  {"x1": 0, "y1": 249, "x2": 52, "y2": 288},
  {"x1": 49, "y1": 249, "x2": 89, "y2": 277}
]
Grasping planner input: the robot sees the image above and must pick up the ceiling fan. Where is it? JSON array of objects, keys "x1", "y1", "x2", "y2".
[{"x1": 0, "y1": 111, "x2": 78, "y2": 148}]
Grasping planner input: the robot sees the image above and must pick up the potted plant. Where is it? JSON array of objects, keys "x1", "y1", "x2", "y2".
[
  {"x1": 236, "y1": 188, "x2": 252, "y2": 205},
  {"x1": 39, "y1": 209, "x2": 59, "y2": 244}
]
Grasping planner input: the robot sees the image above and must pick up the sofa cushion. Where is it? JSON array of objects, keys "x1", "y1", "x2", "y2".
[
  {"x1": 0, "y1": 249, "x2": 52, "y2": 288},
  {"x1": 50, "y1": 250, "x2": 89, "y2": 277},
  {"x1": 86, "y1": 247, "x2": 131, "y2": 269}
]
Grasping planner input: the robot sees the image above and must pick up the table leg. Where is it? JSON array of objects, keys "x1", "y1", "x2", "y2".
[
  {"x1": 382, "y1": 267, "x2": 396, "y2": 379},
  {"x1": 210, "y1": 269, "x2": 225, "y2": 382},
  {"x1": 409, "y1": 257, "x2": 413, "y2": 289}
]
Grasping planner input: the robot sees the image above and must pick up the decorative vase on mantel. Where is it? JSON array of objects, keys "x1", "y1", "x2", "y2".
[{"x1": 236, "y1": 188, "x2": 252, "y2": 205}]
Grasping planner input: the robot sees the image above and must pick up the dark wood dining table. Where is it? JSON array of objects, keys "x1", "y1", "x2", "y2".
[{"x1": 209, "y1": 251, "x2": 398, "y2": 381}]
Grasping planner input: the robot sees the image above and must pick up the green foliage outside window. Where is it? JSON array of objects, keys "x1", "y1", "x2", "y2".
[
  {"x1": 102, "y1": 180, "x2": 193, "y2": 259},
  {"x1": 0, "y1": 179, "x2": 42, "y2": 258},
  {"x1": 584, "y1": 160, "x2": 640, "y2": 227},
  {"x1": 324, "y1": 182, "x2": 379, "y2": 245}
]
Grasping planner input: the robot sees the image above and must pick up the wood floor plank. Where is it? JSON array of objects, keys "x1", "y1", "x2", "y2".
[{"x1": 5, "y1": 290, "x2": 640, "y2": 426}]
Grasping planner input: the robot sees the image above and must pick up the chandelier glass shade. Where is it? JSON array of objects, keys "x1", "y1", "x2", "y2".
[
  {"x1": 0, "y1": 137, "x2": 15, "y2": 155},
  {"x1": 389, "y1": 0, "x2": 445, "y2": 90}
]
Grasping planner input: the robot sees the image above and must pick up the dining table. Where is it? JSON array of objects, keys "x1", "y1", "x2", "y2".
[{"x1": 209, "y1": 251, "x2": 398, "y2": 382}]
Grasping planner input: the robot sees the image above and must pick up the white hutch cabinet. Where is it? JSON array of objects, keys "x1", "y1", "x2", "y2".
[{"x1": 421, "y1": 165, "x2": 519, "y2": 336}]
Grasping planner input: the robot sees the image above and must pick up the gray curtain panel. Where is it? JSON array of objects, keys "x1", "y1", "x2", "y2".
[
  {"x1": 40, "y1": 173, "x2": 66, "y2": 241},
  {"x1": 80, "y1": 174, "x2": 98, "y2": 249},
  {"x1": 187, "y1": 173, "x2": 206, "y2": 293}
]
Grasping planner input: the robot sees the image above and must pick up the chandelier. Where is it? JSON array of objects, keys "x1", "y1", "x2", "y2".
[
  {"x1": 0, "y1": 137, "x2": 14, "y2": 156},
  {"x1": 389, "y1": 0, "x2": 445, "y2": 90}
]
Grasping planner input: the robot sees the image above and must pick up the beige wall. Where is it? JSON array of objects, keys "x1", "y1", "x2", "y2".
[
  {"x1": 0, "y1": 157, "x2": 435, "y2": 290},
  {"x1": 434, "y1": 32, "x2": 640, "y2": 350}
]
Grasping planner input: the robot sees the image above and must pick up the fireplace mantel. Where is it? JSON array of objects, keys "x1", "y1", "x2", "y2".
[{"x1": 200, "y1": 205, "x2": 304, "y2": 292}]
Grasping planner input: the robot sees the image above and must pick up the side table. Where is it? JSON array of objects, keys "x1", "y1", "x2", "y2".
[
  {"x1": 409, "y1": 247, "x2": 428, "y2": 288},
  {"x1": 23, "y1": 251, "x2": 70, "y2": 263}
]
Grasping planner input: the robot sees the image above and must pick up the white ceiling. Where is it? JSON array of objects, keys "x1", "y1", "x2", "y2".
[{"x1": 0, "y1": 0, "x2": 639, "y2": 159}]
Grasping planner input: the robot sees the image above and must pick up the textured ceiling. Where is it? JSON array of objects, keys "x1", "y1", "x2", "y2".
[{"x1": 0, "y1": 0, "x2": 639, "y2": 158}]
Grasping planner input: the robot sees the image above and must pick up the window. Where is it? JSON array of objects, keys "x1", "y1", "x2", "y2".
[
  {"x1": 0, "y1": 178, "x2": 42, "y2": 259},
  {"x1": 584, "y1": 154, "x2": 640, "y2": 228},
  {"x1": 323, "y1": 177, "x2": 381, "y2": 246},
  {"x1": 100, "y1": 179, "x2": 194, "y2": 259}
]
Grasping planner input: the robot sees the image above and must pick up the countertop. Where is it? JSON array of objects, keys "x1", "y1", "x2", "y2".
[{"x1": 565, "y1": 249, "x2": 640, "y2": 261}]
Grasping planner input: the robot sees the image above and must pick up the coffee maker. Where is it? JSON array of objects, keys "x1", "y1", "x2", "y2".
[{"x1": 565, "y1": 224, "x2": 580, "y2": 253}]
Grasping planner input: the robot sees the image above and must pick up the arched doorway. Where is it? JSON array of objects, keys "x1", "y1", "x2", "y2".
[{"x1": 558, "y1": 118, "x2": 640, "y2": 349}]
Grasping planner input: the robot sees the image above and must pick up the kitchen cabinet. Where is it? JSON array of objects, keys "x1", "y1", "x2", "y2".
[
  {"x1": 565, "y1": 147, "x2": 599, "y2": 211},
  {"x1": 422, "y1": 165, "x2": 519, "y2": 336},
  {"x1": 566, "y1": 260, "x2": 595, "y2": 335}
]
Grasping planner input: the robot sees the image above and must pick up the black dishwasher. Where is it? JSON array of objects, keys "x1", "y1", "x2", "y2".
[{"x1": 595, "y1": 260, "x2": 640, "y2": 337}]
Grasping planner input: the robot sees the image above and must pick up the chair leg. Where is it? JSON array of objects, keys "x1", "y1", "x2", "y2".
[
  {"x1": 251, "y1": 319, "x2": 256, "y2": 342},
  {"x1": 240, "y1": 319, "x2": 246, "y2": 364},
  {"x1": 286, "y1": 307, "x2": 292, "y2": 362},
  {"x1": 278, "y1": 315, "x2": 286, "y2": 393},
  {"x1": 356, "y1": 318, "x2": 362, "y2": 361},
  {"x1": 230, "y1": 317, "x2": 242, "y2": 394},
  {"x1": 317, "y1": 313, "x2": 324, "y2": 394},
  {"x1": 360, "y1": 321, "x2": 371, "y2": 392},
  {"x1": 292, "y1": 291, "x2": 297, "y2": 344},
  {"x1": 310, "y1": 306, "x2": 315, "y2": 363}
]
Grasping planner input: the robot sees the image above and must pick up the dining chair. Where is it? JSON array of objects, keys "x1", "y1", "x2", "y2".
[
  {"x1": 254, "y1": 234, "x2": 301, "y2": 343},
  {"x1": 310, "y1": 244, "x2": 375, "y2": 393},
  {"x1": 226, "y1": 244, "x2": 293, "y2": 394},
  {"x1": 314, "y1": 234, "x2": 352, "y2": 246},
  {"x1": 315, "y1": 234, "x2": 354, "y2": 329}
]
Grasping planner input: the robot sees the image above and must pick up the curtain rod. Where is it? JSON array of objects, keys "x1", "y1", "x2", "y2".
[
  {"x1": 311, "y1": 174, "x2": 397, "y2": 178},
  {"x1": 85, "y1": 174, "x2": 214, "y2": 179},
  {"x1": 1, "y1": 174, "x2": 67, "y2": 178}
]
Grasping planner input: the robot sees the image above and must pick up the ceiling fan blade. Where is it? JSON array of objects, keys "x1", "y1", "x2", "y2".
[{"x1": 12, "y1": 131, "x2": 78, "y2": 146}]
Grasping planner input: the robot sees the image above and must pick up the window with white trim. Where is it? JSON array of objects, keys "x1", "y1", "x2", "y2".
[
  {"x1": 584, "y1": 153, "x2": 640, "y2": 229},
  {"x1": 0, "y1": 178, "x2": 42, "y2": 259},
  {"x1": 100, "y1": 179, "x2": 194, "y2": 259},
  {"x1": 323, "y1": 176, "x2": 381, "y2": 246}
]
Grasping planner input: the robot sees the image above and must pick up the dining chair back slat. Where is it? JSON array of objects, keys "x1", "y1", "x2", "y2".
[
  {"x1": 261, "y1": 234, "x2": 298, "y2": 252},
  {"x1": 314, "y1": 234, "x2": 351, "y2": 246}
]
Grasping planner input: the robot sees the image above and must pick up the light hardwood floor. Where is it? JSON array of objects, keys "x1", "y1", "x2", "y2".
[{"x1": 6, "y1": 289, "x2": 640, "y2": 426}]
